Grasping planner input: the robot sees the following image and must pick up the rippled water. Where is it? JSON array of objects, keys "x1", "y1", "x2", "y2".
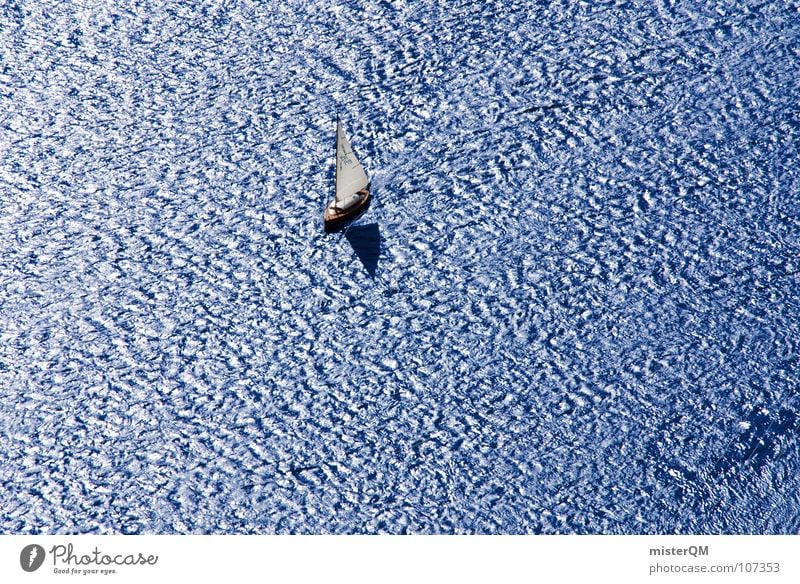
[{"x1": 1, "y1": 0, "x2": 799, "y2": 534}]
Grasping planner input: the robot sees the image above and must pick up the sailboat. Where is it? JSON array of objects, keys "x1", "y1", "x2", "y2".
[{"x1": 324, "y1": 117, "x2": 371, "y2": 233}]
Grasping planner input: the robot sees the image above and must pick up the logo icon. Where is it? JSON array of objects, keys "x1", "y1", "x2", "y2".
[{"x1": 20, "y1": 544, "x2": 46, "y2": 572}]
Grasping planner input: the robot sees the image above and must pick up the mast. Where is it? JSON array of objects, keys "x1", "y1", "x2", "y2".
[{"x1": 334, "y1": 114, "x2": 339, "y2": 200}]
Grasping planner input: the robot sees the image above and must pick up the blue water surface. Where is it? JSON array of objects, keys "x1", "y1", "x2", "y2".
[{"x1": 1, "y1": 0, "x2": 799, "y2": 534}]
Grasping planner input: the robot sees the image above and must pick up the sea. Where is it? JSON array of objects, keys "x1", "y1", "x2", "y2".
[{"x1": 1, "y1": 0, "x2": 798, "y2": 534}]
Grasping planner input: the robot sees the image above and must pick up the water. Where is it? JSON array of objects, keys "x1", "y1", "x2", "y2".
[{"x1": 1, "y1": 0, "x2": 798, "y2": 534}]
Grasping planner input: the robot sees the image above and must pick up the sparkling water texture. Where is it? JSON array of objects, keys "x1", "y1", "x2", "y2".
[{"x1": 1, "y1": 0, "x2": 799, "y2": 534}]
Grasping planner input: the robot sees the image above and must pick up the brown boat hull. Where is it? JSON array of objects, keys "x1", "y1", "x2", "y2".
[{"x1": 324, "y1": 184, "x2": 371, "y2": 233}]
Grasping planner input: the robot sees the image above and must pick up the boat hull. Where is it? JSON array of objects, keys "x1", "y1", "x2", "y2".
[{"x1": 324, "y1": 184, "x2": 371, "y2": 233}]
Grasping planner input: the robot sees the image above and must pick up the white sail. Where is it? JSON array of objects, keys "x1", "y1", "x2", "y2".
[{"x1": 335, "y1": 120, "x2": 369, "y2": 203}]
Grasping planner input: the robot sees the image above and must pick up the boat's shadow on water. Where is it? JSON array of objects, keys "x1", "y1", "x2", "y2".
[{"x1": 344, "y1": 223, "x2": 381, "y2": 277}]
